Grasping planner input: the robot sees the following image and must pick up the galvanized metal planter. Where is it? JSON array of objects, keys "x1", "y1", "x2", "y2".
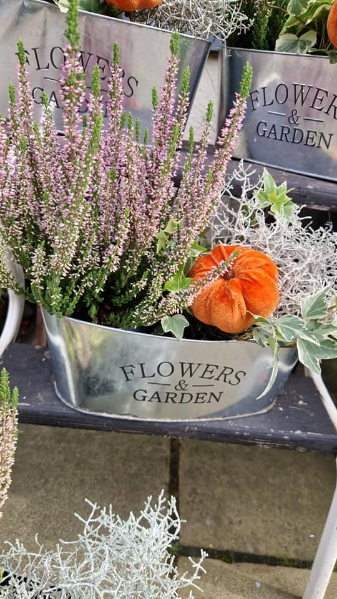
[
  {"x1": 223, "y1": 48, "x2": 337, "y2": 182},
  {"x1": 0, "y1": 0, "x2": 210, "y2": 135},
  {"x1": 42, "y1": 310, "x2": 298, "y2": 421}
]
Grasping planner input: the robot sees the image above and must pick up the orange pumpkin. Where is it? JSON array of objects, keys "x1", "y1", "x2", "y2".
[
  {"x1": 105, "y1": 0, "x2": 162, "y2": 11},
  {"x1": 327, "y1": 2, "x2": 337, "y2": 47},
  {"x1": 188, "y1": 245, "x2": 279, "y2": 334}
]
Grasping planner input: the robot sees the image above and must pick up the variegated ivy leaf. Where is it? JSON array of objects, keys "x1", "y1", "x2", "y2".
[
  {"x1": 274, "y1": 314, "x2": 320, "y2": 344},
  {"x1": 259, "y1": 337, "x2": 280, "y2": 397},
  {"x1": 276, "y1": 31, "x2": 317, "y2": 54},
  {"x1": 295, "y1": 330, "x2": 337, "y2": 372},
  {"x1": 306, "y1": 320, "x2": 337, "y2": 338},
  {"x1": 328, "y1": 49, "x2": 337, "y2": 63},
  {"x1": 297, "y1": 338, "x2": 321, "y2": 373},
  {"x1": 287, "y1": 0, "x2": 311, "y2": 15},
  {"x1": 52, "y1": 0, "x2": 70, "y2": 11},
  {"x1": 300, "y1": 287, "x2": 330, "y2": 319},
  {"x1": 161, "y1": 314, "x2": 189, "y2": 340}
]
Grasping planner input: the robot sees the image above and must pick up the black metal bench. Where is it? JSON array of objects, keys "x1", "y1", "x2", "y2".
[
  {"x1": 1, "y1": 342, "x2": 336, "y2": 454},
  {"x1": 1, "y1": 160, "x2": 337, "y2": 599}
]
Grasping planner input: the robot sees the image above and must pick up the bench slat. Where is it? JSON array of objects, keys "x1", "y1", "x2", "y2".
[{"x1": 2, "y1": 343, "x2": 336, "y2": 453}]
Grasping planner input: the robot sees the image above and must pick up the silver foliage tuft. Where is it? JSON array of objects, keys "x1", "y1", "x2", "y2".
[
  {"x1": 210, "y1": 161, "x2": 337, "y2": 318},
  {"x1": 0, "y1": 491, "x2": 207, "y2": 598},
  {"x1": 136, "y1": 0, "x2": 251, "y2": 41}
]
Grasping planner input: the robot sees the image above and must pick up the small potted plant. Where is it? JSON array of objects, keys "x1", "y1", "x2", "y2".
[
  {"x1": 223, "y1": 0, "x2": 337, "y2": 181},
  {"x1": 0, "y1": 0, "x2": 336, "y2": 422}
]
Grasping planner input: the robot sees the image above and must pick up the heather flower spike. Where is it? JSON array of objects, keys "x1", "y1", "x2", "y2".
[{"x1": 0, "y1": 369, "x2": 18, "y2": 520}]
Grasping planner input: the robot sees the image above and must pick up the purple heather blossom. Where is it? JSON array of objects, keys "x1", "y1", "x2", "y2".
[{"x1": 0, "y1": 23, "x2": 251, "y2": 329}]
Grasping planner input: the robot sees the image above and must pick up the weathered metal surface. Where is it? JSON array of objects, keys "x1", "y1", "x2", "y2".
[
  {"x1": 0, "y1": 0, "x2": 210, "y2": 135},
  {"x1": 42, "y1": 310, "x2": 298, "y2": 421},
  {"x1": 224, "y1": 48, "x2": 337, "y2": 182}
]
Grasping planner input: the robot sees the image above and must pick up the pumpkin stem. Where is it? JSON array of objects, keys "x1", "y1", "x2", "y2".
[{"x1": 222, "y1": 267, "x2": 235, "y2": 281}]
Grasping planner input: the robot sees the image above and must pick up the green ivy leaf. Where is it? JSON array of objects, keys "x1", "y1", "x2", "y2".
[
  {"x1": 161, "y1": 314, "x2": 189, "y2": 340},
  {"x1": 189, "y1": 240, "x2": 207, "y2": 256},
  {"x1": 164, "y1": 270, "x2": 193, "y2": 292},
  {"x1": 163, "y1": 218, "x2": 182, "y2": 235},
  {"x1": 155, "y1": 231, "x2": 168, "y2": 253},
  {"x1": 263, "y1": 169, "x2": 276, "y2": 195},
  {"x1": 256, "y1": 169, "x2": 297, "y2": 221}
]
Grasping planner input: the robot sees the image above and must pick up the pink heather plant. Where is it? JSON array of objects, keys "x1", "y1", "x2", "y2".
[
  {"x1": 0, "y1": 369, "x2": 18, "y2": 520},
  {"x1": 0, "y1": 0, "x2": 252, "y2": 332}
]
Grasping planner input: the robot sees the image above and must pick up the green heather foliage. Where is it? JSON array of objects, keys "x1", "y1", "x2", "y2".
[{"x1": 0, "y1": 369, "x2": 18, "y2": 520}]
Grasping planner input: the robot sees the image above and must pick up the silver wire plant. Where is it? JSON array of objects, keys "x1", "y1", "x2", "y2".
[
  {"x1": 52, "y1": 0, "x2": 252, "y2": 42},
  {"x1": 211, "y1": 161, "x2": 337, "y2": 392},
  {"x1": 137, "y1": 0, "x2": 252, "y2": 42},
  {"x1": 0, "y1": 491, "x2": 207, "y2": 598}
]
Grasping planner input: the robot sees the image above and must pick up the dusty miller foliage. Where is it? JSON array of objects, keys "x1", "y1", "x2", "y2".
[
  {"x1": 210, "y1": 161, "x2": 337, "y2": 318},
  {"x1": 0, "y1": 492, "x2": 207, "y2": 599},
  {"x1": 0, "y1": 0, "x2": 251, "y2": 330}
]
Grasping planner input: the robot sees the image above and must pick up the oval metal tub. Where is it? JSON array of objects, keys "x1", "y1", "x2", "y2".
[{"x1": 43, "y1": 311, "x2": 298, "y2": 421}]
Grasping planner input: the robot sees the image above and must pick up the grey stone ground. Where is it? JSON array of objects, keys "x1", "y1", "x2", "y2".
[{"x1": 1, "y1": 419, "x2": 337, "y2": 598}]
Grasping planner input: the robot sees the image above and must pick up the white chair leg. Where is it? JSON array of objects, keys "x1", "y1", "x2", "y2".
[
  {"x1": 307, "y1": 370, "x2": 337, "y2": 431},
  {"x1": 302, "y1": 455, "x2": 337, "y2": 599}
]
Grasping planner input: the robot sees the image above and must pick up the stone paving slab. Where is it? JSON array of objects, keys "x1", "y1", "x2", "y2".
[
  {"x1": 232, "y1": 562, "x2": 337, "y2": 599},
  {"x1": 0, "y1": 424, "x2": 170, "y2": 551},
  {"x1": 178, "y1": 558, "x2": 299, "y2": 599},
  {"x1": 179, "y1": 440, "x2": 336, "y2": 561}
]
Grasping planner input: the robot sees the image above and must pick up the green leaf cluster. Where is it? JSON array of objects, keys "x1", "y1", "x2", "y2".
[
  {"x1": 228, "y1": 0, "x2": 335, "y2": 58},
  {"x1": 276, "y1": 0, "x2": 334, "y2": 56},
  {"x1": 161, "y1": 314, "x2": 190, "y2": 340},
  {"x1": 255, "y1": 169, "x2": 298, "y2": 221},
  {"x1": 253, "y1": 288, "x2": 337, "y2": 396}
]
